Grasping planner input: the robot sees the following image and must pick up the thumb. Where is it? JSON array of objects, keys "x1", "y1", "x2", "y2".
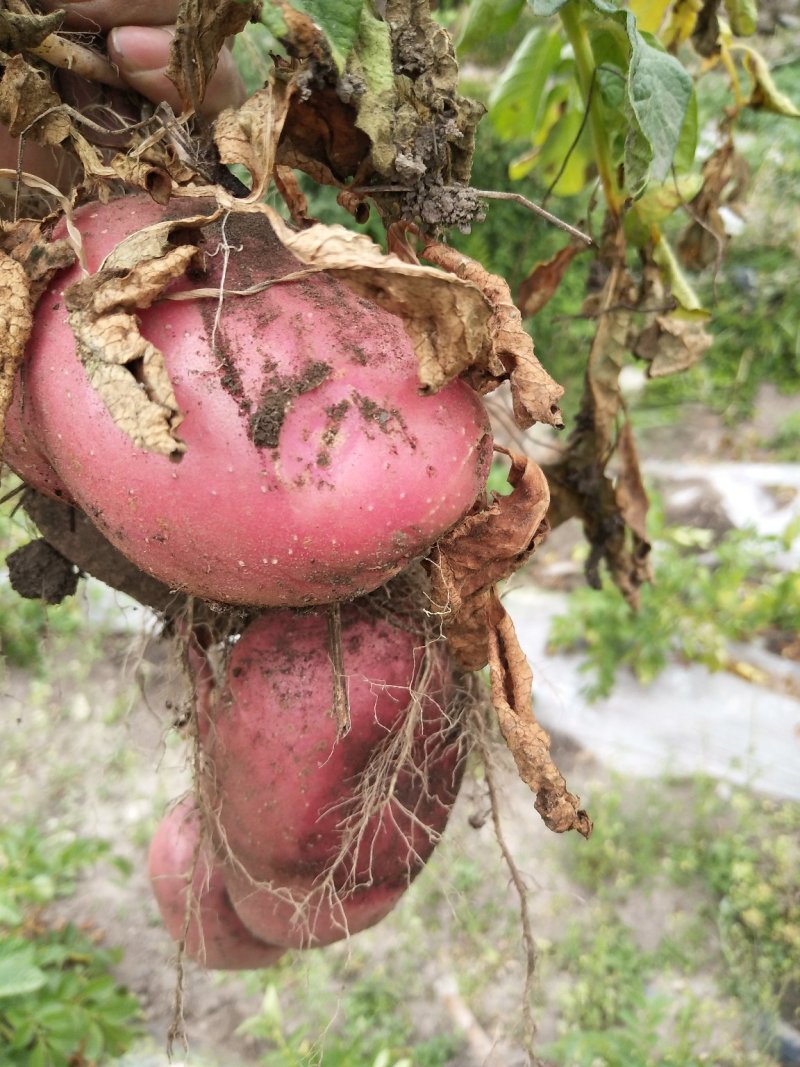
[{"x1": 108, "y1": 26, "x2": 246, "y2": 117}]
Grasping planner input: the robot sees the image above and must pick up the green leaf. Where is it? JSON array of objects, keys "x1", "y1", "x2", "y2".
[
  {"x1": 0, "y1": 901, "x2": 24, "y2": 926},
  {"x1": 488, "y1": 27, "x2": 563, "y2": 140},
  {"x1": 291, "y1": 0, "x2": 364, "y2": 69},
  {"x1": 672, "y1": 89, "x2": 698, "y2": 172},
  {"x1": 742, "y1": 49, "x2": 800, "y2": 117},
  {"x1": 533, "y1": 0, "x2": 693, "y2": 195},
  {"x1": 626, "y1": 30, "x2": 693, "y2": 192},
  {"x1": 724, "y1": 0, "x2": 757, "y2": 36},
  {"x1": 458, "y1": 0, "x2": 526, "y2": 53},
  {"x1": 529, "y1": 0, "x2": 568, "y2": 15},
  {"x1": 349, "y1": 4, "x2": 395, "y2": 173},
  {"x1": 652, "y1": 233, "x2": 708, "y2": 317},
  {"x1": 0, "y1": 950, "x2": 47, "y2": 999}
]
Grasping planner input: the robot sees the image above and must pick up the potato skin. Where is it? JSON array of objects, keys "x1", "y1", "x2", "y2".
[
  {"x1": 148, "y1": 798, "x2": 286, "y2": 970},
  {"x1": 194, "y1": 604, "x2": 465, "y2": 948},
  {"x1": 21, "y1": 196, "x2": 492, "y2": 607}
]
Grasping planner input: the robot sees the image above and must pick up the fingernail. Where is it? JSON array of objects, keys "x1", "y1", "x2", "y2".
[{"x1": 108, "y1": 26, "x2": 174, "y2": 73}]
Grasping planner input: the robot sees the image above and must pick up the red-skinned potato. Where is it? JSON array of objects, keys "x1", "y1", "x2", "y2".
[
  {"x1": 193, "y1": 601, "x2": 465, "y2": 947},
  {"x1": 3, "y1": 377, "x2": 73, "y2": 502},
  {"x1": 148, "y1": 798, "x2": 286, "y2": 970},
  {"x1": 20, "y1": 196, "x2": 492, "y2": 607}
]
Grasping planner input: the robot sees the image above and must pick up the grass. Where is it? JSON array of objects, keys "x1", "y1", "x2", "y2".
[{"x1": 548, "y1": 518, "x2": 800, "y2": 700}]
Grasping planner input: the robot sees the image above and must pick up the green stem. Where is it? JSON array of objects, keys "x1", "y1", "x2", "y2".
[{"x1": 559, "y1": 0, "x2": 623, "y2": 217}]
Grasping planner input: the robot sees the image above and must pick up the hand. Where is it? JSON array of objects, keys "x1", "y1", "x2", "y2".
[
  {"x1": 40, "y1": 0, "x2": 247, "y2": 118},
  {"x1": 0, "y1": 3, "x2": 247, "y2": 188}
]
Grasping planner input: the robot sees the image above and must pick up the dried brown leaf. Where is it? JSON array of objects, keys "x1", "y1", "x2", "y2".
[
  {"x1": 274, "y1": 165, "x2": 314, "y2": 227},
  {"x1": 422, "y1": 241, "x2": 564, "y2": 429},
  {"x1": 677, "y1": 140, "x2": 748, "y2": 271},
  {"x1": 634, "y1": 314, "x2": 713, "y2": 378},
  {"x1": 428, "y1": 449, "x2": 550, "y2": 670},
  {"x1": 64, "y1": 245, "x2": 200, "y2": 456},
  {"x1": 543, "y1": 259, "x2": 652, "y2": 606},
  {"x1": 108, "y1": 154, "x2": 173, "y2": 206},
  {"x1": 0, "y1": 218, "x2": 76, "y2": 464},
  {"x1": 0, "y1": 52, "x2": 69, "y2": 144},
  {"x1": 167, "y1": 0, "x2": 258, "y2": 114},
  {"x1": 0, "y1": 252, "x2": 33, "y2": 462},
  {"x1": 262, "y1": 207, "x2": 494, "y2": 393},
  {"x1": 517, "y1": 244, "x2": 582, "y2": 318},
  {"x1": 614, "y1": 419, "x2": 649, "y2": 546},
  {"x1": 486, "y1": 590, "x2": 591, "y2": 837},
  {"x1": 215, "y1": 81, "x2": 294, "y2": 201}
]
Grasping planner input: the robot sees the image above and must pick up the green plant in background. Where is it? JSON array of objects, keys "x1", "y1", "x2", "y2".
[
  {"x1": 562, "y1": 776, "x2": 800, "y2": 1039},
  {"x1": 453, "y1": 0, "x2": 800, "y2": 607},
  {"x1": 548, "y1": 519, "x2": 800, "y2": 699},
  {"x1": 0, "y1": 493, "x2": 83, "y2": 672},
  {"x1": 0, "y1": 824, "x2": 141, "y2": 1066},
  {"x1": 239, "y1": 971, "x2": 460, "y2": 1067}
]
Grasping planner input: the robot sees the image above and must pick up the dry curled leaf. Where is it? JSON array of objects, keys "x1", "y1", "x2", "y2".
[
  {"x1": 517, "y1": 244, "x2": 582, "y2": 319},
  {"x1": 262, "y1": 206, "x2": 494, "y2": 393},
  {"x1": 486, "y1": 590, "x2": 591, "y2": 837},
  {"x1": 544, "y1": 257, "x2": 652, "y2": 606},
  {"x1": 0, "y1": 52, "x2": 69, "y2": 144},
  {"x1": 425, "y1": 450, "x2": 589, "y2": 836},
  {"x1": 421, "y1": 241, "x2": 564, "y2": 429},
  {"x1": 0, "y1": 252, "x2": 33, "y2": 461},
  {"x1": 215, "y1": 81, "x2": 295, "y2": 201},
  {"x1": 428, "y1": 448, "x2": 550, "y2": 671},
  {"x1": 633, "y1": 314, "x2": 713, "y2": 378},
  {"x1": 0, "y1": 218, "x2": 76, "y2": 464},
  {"x1": 167, "y1": 0, "x2": 259, "y2": 114},
  {"x1": 65, "y1": 244, "x2": 202, "y2": 457},
  {"x1": 274, "y1": 165, "x2": 315, "y2": 227}
]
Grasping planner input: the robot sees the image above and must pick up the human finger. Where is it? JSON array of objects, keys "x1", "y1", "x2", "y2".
[
  {"x1": 107, "y1": 26, "x2": 247, "y2": 118},
  {"x1": 37, "y1": 0, "x2": 178, "y2": 31}
]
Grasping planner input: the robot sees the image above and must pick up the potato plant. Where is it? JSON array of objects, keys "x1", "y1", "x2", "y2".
[{"x1": 0, "y1": 0, "x2": 796, "y2": 1061}]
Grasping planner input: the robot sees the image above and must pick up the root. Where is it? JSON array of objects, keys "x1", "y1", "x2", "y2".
[
  {"x1": 468, "y1": 693, "x2": 541, "y2": 1067},
  {"x1": 326, "y1": 602, "x2": 351, "y2": 738}
]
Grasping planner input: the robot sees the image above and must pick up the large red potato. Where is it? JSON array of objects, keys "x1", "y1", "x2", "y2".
[
  {"x1": 148, "y1": 798, "x2": 286, "y2": 970},
  {"x1": 19, "y1": 196, "x2": 492, "y2": 607},
  {"x1": 193, "y1": 602, "x2": 465, "y2": 947}
]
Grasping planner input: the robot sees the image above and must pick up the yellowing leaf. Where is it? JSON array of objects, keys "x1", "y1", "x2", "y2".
[
  {"x1": 742, "y1": 49, "x2": 800, "y2": 117},
  {"x1": 652, "y1": 232, "x2": 709, "y2": 317},
  {"x1": 629, "y1": 0, "x2": 672, "y2": 34}
]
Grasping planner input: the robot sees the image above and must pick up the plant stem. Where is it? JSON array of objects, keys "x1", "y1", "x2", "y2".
[{"x1": 559, "y1": 0, "x2": 623, "y2": 217}]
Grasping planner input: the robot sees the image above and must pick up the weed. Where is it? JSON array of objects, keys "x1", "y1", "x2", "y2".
[
  {"x1": 0, "y1": 824, "x2": 141, "y2": 1066},
  {"x1": 548, "y1": 522, "x2": 800, "y2": 700}
]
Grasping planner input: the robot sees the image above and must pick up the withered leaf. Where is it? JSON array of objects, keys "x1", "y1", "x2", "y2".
[
  {"x1": 275, "y1": 165, "x2": 315, "y2": 227},
  {"x1": 517, "y1": 244, "x2": 582, "y2": 319},
  {"x1": 167, "y1": 0, "x2": 259, "y2": 114},
  {"x1": 428, "y1": 449, "x2": 550, "y2": 671},
  {"x1": 0, "y1": 252, "x2": 33, "y2": 462},
  {"x1": 1, "y1": 219, "x2": 76, "y2": 464},
  {"x1": 99, "y1": 214, "x2": 216, "y2": 272},
  {"x1": 634, "y1": 314, "x2": 713, "y2": 378},
  {"x1": 613, "y1": 419, "x2": 649, "y2": 548},
  {"x1": 262, "y1": 206, "x2": 494, "y2": 393},
  {"x1": 486, "y1": 589, "x2": 591, "y2": 837},
  {"x1": 677, "y1": 140, "x2": 748, "y2": 271},
  {"x1": 543, "y1": 261, "x2": 652, "y2": 606},
  {"x1": 0, "y1": 53, "x2": 69, "y2": 144},
  {"x1": 65, "y1": 246, "x2": 199, "y2": 456},
  {"x1": 108, "y1": 154, "x2": 173, "y2": 206},
  {"x1": 215, "y1": 82, "x2": 295, "y2": 201},
  {"x1": 422, "y1": 241, "x2": 564, "y2": 429}
]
